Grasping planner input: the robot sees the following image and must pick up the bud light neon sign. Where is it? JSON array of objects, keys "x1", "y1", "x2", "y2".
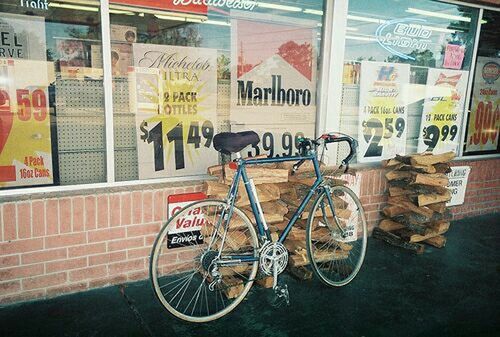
[{"x1": 376, "y1": 18, "x2": 432, "y2": 61}]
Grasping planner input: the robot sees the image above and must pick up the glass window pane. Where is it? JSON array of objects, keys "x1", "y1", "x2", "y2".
[
  {"x1": 109, "y1": 1, "x2": 325, "y2": 181},
  {"x1": 0, "y1": 0, "x2": 106, "y2": 189},
  {"x1": 340, "y1": 0, "x2": 479, "y2": 163},
  {"x1": 463, "y1": 9, "x2": 500, "y2": 156}
]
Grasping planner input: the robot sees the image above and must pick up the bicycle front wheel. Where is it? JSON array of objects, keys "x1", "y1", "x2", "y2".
[
  {"x1": 150, "y1": 199, "x2": 259, "y2": 322},
  {"x1": 306, "y1": 185, "x2": 367, "y2": 287}
]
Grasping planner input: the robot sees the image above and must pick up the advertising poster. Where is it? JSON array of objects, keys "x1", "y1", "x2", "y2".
[
  {"x1": 166, "y1": 192, "x2": 207, "y2": 249},
  {"x1": 0, "y1": 59, "x2": 53, "y2": 188},
  {"x1": 132, "y1": 43, "x2": 218, "y2": 179},
  {"x1": 417, "y1": 68, "x2": 468, "y2": 154},
  {"x1": 357, "y1": 61, "x2": 410, "y2": 162},
  {"x1": 464, "y1": 56, "x2": 500, "y2": 154},
  {"x1": 230, "y1": 17, "x2": 317, "y2": 126},
  {"x1": 0, "y1": 13, "x2": 46, "y2": 61},
  {"x1": 231, "y1": 123, "x2": 315, "y2": 158},
  {"x1": 446, "y1": 166, "x2": 470, "y2": 207}
]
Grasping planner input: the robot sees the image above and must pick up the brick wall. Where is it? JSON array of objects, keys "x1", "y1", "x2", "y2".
[{"x1": 0, "y1": 158, "x2": 498, "y2": 305}]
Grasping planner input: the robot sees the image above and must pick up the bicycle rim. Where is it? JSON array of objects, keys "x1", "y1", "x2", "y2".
[
  {"x1": 150, "y1": 199, "x2": 259, "y2": 322},
  {"x1": 306, "y1": 185, "x2": 367, "y2": 286}
]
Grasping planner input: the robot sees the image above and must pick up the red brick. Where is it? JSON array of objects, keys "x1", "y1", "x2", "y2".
[
  {"x1": 120, "y1": 193, "x2": 132, "y2": 226},
  {"x1": 32, "y1": 201, "x2": 45, "y2": 237},
  {"x1": 154, "y1": 190, "x2": 164, "y2": 222},
  {"x1": 88, "y1": 275, "x2": 126, "y2": 288},
  {"x1": 126, "y1": 223, "x2": 160, "y2": 237},
  {"x1": 362, "y1": 204, "x2": 379, "y2": 212},
  {"x1": 108, "y1": 258, "x2": 144, "y2": 275},
  {"x1": 369, "y1": 195, "x2": 386, "y2": 204},
  {"x1": 46, "y1": 257, "x2": 88, "y2": 273},
  {"x1": 132, "y1": 191, "x2": 142, "y2": 224},
  {"x1": 107, "y1": 237, "x2": 144, "y2": 252},
  {"x1": 127, "y1": 270, "x2": 148, "y2": 281},
  {"x1": 59, "y1": 198, "x2": 72, "y2": 233},
  {"x1": 372, "y1": 171, "x2": 381, "y2": 196},
  {"x1": 72, "y1": 197, "x2": 85, "y2": 232},
  {"x1": 0, "y1": 205, "x2": 2, "y2": 242},
  {"x1": 17, "y1": 202, "x2": 31, "y2": 239},
  {"x1": 69, "y1": 265, "x2": 107, "y2": 282},
  {"x1": 46, "y1": 282, "x2": 88, "y2": 298},
  {"x1": 0, "y1": 280, "x2": 21, "y2": 295},
  {"x1": 89, "y1": 251, "x2": 126, "y2": 266},
  {"x1": 23, "y1": 272, "x2": 66, "y2": 290},
  {"x1": 46, "y1": 199, "x2": 59, "y2": 235},
  {"x1": 110, "y1": 194, "x2": 121, "y2": 227},
  {"x1": 68, "y1": 242, "x2": 107, "y2": 258},
  {"x1": 143, "y1": 191, "x2": 153, "y2": 223},
  {"x1": 22, "y1": 248, "x2": 67, "y2": 264},
  {"x1": 0, "y1": 238, "x2": 44, "y2": 255},
  {"x1": 45, "y1": 233, "x2": 86, "y2": 249},
  {"x1": 3, "y1": 203, "x2": 17, "y2": 241},
  {"x1": 0, "y1": 255, "x2": 20, "y2": 268},
  {"x1": 88, "y1": 227, "x2": 126, "y2": 243},
  {"x1": 127, "y1": 247, "x2": 151, "y2": 260},
  {"x1": 0, "y1": 289, "x2": 45, "y2": 304},
  {"x1": 97, "y1": 195, "x2": 109, "y2": 229},
  {"x1": 85, "y1": 196, "x2": 97, "y2": 230},
  {"x1": 145, "y1": 235, "x2": 157, "y2": 246},
  {"x1": 0, "y1": 264, "x2": 44, "y2": 281}
]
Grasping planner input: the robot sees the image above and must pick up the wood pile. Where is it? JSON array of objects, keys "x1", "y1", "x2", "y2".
[
  {"x1": 203, "y1": 156, "x2": 353, "y2": 288},
  {"x1": 374, "y1": 152, "x2": 455, "y2": 254}
]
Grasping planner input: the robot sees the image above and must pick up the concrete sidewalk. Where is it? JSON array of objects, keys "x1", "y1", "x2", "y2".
[{"x1": 1, "y1": 213, "x2": 499, "y2": 337}]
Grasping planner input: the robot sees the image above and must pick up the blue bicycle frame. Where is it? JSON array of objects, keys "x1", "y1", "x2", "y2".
[{"x1": 217, "y1": 152, "x2": 335, "y2": 264}]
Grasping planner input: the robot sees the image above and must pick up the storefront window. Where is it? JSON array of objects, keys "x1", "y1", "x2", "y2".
[
  {"x1": 109, "y1": 1, "x2": 325, "y2": 181},
  {"x1": 0, "y1": 0, "x2": 106, "y2": 189},
  {"x1": 463, "y1": 9, "x2": 499, "y2": 156},
  {"x1": 339, "y1": 0, "x2": 479, "y2": 163}
]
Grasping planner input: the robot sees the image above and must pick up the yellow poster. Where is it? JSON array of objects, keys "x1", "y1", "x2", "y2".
[{"x1": 0, "y1": 59, "x2": 53, "y2": 187}]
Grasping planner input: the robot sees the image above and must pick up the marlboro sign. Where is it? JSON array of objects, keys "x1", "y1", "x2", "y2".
[{"x1": 166, "y1": 192, "x2": 207, "y2": 249}]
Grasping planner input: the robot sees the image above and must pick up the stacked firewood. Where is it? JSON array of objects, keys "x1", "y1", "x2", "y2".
[
  {"x1": 373, "y1": 152, "x2": 455, "y2": 254},
  {"x1": 203, "y1": 157, "x2": 352, "y2": 289}
]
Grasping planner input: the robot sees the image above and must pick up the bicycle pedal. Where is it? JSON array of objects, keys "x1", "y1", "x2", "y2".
[{"x1": 271, "y1": 284, "x2": 290, "y2": 307}]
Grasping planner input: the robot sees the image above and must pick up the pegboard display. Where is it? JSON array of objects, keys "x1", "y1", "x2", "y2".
[
  {"x1": 217, "y1": 80, "x2": 231, "y2": 133},
  {"x1": 112, "y1": 78, "x2": 131, "y2": 113},
  {"x1": 113, "y1": 114, "x2": 136, "y2": 149},
  {"x1": 55, "y1": 78, "x2": 105, "y2": 114},
  {"x1": 115, "y1": 149, "x2": 138, "y2": 182},
  {"x1": 56, "y1": 115, "x2": 106, "y2": 151},
  {"x1": 58, "y1": 151, "x2": 106, "y2": 185}
]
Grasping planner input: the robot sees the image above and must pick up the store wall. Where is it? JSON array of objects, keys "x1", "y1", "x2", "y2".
[{"x1": 1, "y1": 157, "x2": 498, "y2": 304}]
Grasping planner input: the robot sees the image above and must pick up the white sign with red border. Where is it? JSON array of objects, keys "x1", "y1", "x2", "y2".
[{"x1": 167, "y1": 192, "x2": 207, "y2": 249}]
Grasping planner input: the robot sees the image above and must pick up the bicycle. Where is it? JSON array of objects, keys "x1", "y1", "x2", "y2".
[{"x1": 150, "y1": 131, "x2": 367, "y2": 322}]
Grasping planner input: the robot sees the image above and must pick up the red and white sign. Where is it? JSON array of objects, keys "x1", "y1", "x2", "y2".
[
  {"x1": 167, "y1": 192, "x2": 207, "y2": 248},
  {"x1": 110, "y1": 0, "x2": 208, "y2": 15}
]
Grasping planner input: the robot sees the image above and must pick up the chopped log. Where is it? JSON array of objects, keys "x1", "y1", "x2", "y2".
[
  {"x1": 236, "y1": 184, "x2": 280, "y2": 207},
  {"x1": 388, "y1": 186, "x2": 413, "y2": 197},
  {"x1": 385, "y1": 170, "x2": 412, "y2": 181},
  {"x1": 224, "y1": 167, "x2": 289, "y2": 185},
  {"x1": 388, "y1": 183, "x2": 449, "y2": 196},
  {"x1": 288, "y1": 227, "x2": 306, "y2": 241},
  {"x1": 275, "y1": 182, "x2": 297, "y2": 196},
  {"x1": 387, "y1": 197, "x2": 434, "y2": 218},
  {"x1": 434, "y1": 163, "x2": 452, "y2": 174},
  {"x1": 398, "y1": 222, "x2": 450, "y2": 243},
  {"x1": 223, "y1": 276, "x2": 245, "y2": 299},
  {"x1": 427, "y1": 202, "x2": 447, "y2": 214},
  {"x1": 256, "y1": 276, "x2": 274, "y2": 288},
  {"x1": 288, "y1": 174, "x2": 317, "y2": 186},
  {"x1": 409, "y1": 151, "x2": 455, "y2": 166},
  {"x1": 219, "y1": 265, "x2": 251, "y2": 276},
  {"x1": 288, "y1": 265, "x2": 312, "y2": 280},
  {"x1": 314, "y1": 250, "x2": 349, "y2": 262},
  {"x1": 284, "y1": 239, "x2": 306, "y2": 253},
  {"x1": 260, "y1": 200, "x2": 288, "y2": 216},
  {"x1": 424, "y1": 235, "x2": 447, "y2": 248},
  {"x1": 289, "y1": 253, "x2": 309, "y2": 267},
  {"x1": 395, "y1": 163, "x2": 437, "y2": 174},
  {"x1": 417, "y1": 190, "x2": 452, "y2": 207},
  {"x1": 379, "y1": 219, "x2": 406, "y2": 231},
  {"x1": 372, "y1": 227, "x2": 425, "y2": 254},
  {"x1": 203, "y1": 180, "x2": 229, "y2": 197},
  {"x1": 242, "y1": 209, "x2": 284, "y2": 225},
  {"x1": 412, "y1": 173, "x2": 449, "y2": 187},
  {"x1": 382, "y1": 205, "x2": 409, "y2": 217},
  {"x1": 390, "y1": 213, "x2": 429, "y2": 234},
  {"x1": 382, "y1": 158, "x2": 401, "y2": 167},
  {"x1": 395, "y1": 154, "x2": 412, "y2": 165}
]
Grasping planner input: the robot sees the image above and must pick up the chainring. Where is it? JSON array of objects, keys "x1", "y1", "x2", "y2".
[{"x1": 259, "y1": 242, "x2": 288, "y2": 276}]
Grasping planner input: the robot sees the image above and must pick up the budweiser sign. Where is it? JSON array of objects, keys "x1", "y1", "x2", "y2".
[{"x1": 173, "y1": 0, "x2": 257, "y2": 10}]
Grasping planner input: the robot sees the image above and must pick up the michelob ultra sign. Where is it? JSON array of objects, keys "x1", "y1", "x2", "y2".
[{"x1": 166, "y1": 192, "x2": 207, "y2": 249}]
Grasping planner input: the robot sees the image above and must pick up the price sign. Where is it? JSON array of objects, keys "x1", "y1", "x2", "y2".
[
  {"x1": 465, "y1": 57, "x2": 500, "y2": 154},
  {"x1": 133, "y1": 44, "x2": 218, "y2": 178},
  {"x1": 357, "y1": 61, "x2": 410, "y2": 162},
  {"x1": 0, "y1": 59, "x2": 53, "y2": 187},
  {"x1": 231, "y1": 124, "x2": 315, "y2": 158},
  {"x1": 418, "y1": 69, "x2": 468, "y2": 154}
]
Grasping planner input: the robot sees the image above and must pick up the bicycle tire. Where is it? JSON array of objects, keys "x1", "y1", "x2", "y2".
[
  {"x1": 306, "y1": 185, "x2": 367, "y2": 287},
  {"x1": 150, "y1": 199, "x2": 259, "y2": 322}
]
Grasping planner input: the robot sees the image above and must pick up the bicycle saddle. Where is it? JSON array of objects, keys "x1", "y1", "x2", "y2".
[{"x1": 213, "y1": 131, "x2": 260, "y2": 155}]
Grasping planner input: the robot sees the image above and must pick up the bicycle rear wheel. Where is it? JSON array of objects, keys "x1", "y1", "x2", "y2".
[
  {"x1": 150, "y1": 200, "x2": 259, "y2": 322},
  {"x1": 306, "y1": 185, "x2": 367, "y2": 286}
]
